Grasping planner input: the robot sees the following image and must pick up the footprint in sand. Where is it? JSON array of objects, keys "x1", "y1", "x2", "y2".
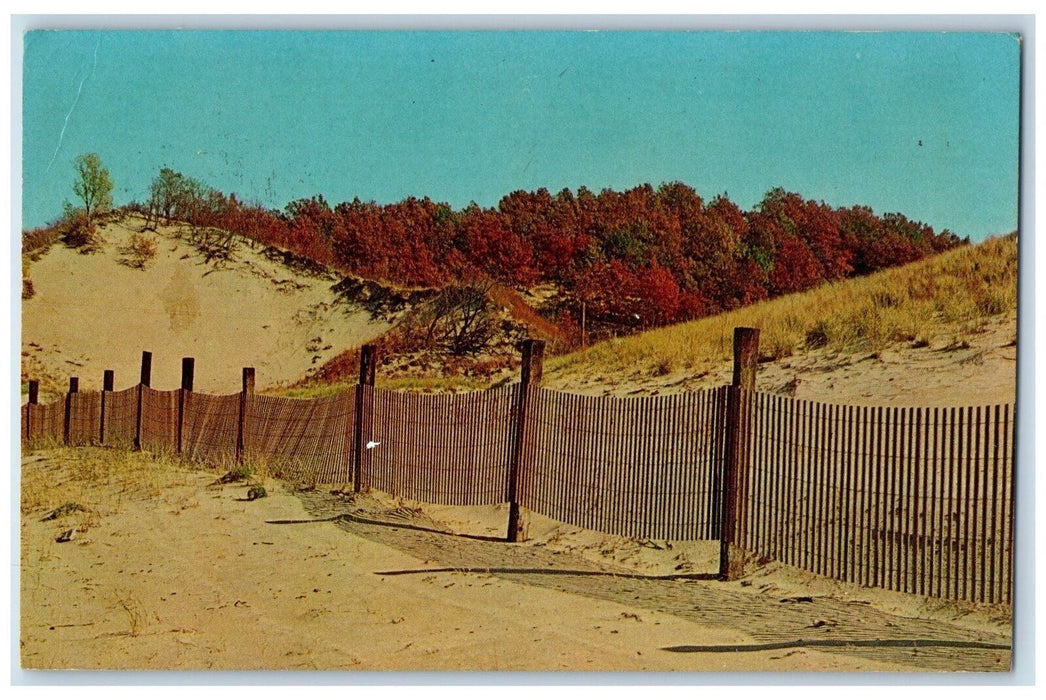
[{"x1": 161, "y1": 267, "x2": 200, "y2": 333}]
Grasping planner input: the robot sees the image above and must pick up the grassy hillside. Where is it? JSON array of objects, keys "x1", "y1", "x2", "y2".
[{"x1": 546, "y1": 233, "x2": 1017, "y2": 384}]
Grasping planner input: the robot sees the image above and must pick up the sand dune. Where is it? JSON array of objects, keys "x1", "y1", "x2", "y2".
[
  {"x1": 545, "y1": 314, "x2": 1017, "y2": 409},
  {"x1": 21, "y1": 215, "x2": 391, "y2": 399}
]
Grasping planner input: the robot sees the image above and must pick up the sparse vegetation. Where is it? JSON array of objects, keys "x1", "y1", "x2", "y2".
[
  {"x1": 114, "y1": 590, "x2": 148, "y2": 637},
  {"x1": 21, "y1": 257, "x2": 36, "y2": 299},
  {"x1": 185, "y1": 225, "x2": 239, "y2": 266},
  {"x1": 41, "y1": 501, "x2": 86, "y2": 521},
  {"x1": 378, "y1": 375, "x2": 509, "y2": 393},
  {"x1": 270, "y1": 373, "x2": 505, "y2": 398},
  {"x1": 20, "y1": 447, "x2": 185, "y2": 518},
  {"x1": 22, "y1": 224, "x2": 62, "y2": 258},
  {"x1": 399, "y1": 280, "x2": 504, "y2": 356},
  {"x1": 58, "y1": 204, "x2": 103, "y2": 252},
  {"x1": 653, "y1": 356, "x2": 675, "y2": 377},
  {"x1": 290, "y1": 280, "x2": 536, "y2": 393},
  {"x1": 119, "y1": 232, "x2": 159, "y2": 269},
  {"x1": 20, "y1": 445, "x2": 280, "y2": 539}
]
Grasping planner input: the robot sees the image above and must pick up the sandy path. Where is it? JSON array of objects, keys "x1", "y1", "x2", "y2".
[
  {"x1": 298, "y1": 491, "x2": 1012, "y2": 673},
  {"x1": 21, "y1": 451, "x2": 933, "y2": 673}
]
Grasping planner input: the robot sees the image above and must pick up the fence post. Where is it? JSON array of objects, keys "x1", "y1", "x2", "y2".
[
  {"x1": 63, "y1": 377, "x2": 79, "y2": 446},
  {"x1": 353, "y1": 344, "x2": 377, "y2": 492},
  {"x1": 719, "y1": 327, "x2": 760, "y2": 581},
  {"x1": 100, "y1": 369, "x2": 114, "y2": 444},
  {"x1": 177, "y1": 357, "x2": 195, "y2": 455},
  {"x1": 507, "y1": 339, "x2": 545, "y2": 542},
  {"x1": 26, "y1": 380, "x2": 39, "y2": 444},
  {"x1": 134, "y1": 351, "x2": 152, "y2": 451},
  {"x1": 237, "y1": 367, "x2": 255, "y2": 464}
]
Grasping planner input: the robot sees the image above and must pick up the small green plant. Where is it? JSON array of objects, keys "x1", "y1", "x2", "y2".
[{"x1": 246, "y1": 485, "x2": 267, "y2": 501}]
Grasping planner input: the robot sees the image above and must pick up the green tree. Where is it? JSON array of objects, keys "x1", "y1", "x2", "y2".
[
  {"x1": 72, "y1": 153, "x2": 113, "y2": 223},
  {"x1": 147, "y1": 167, "x2": 184, "y2": 225},
  {"x1": 147, "y1": 167, "x2": 209, "y2": 228}
]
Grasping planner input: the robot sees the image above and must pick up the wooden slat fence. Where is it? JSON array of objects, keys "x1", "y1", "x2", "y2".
[
  {"x1": 519, "y1": 386, "x2": 728, "y2": 541},
  {"x1": 362, "y1": 384, "x2": 518, "y2": 506},
  {"x1": 182, "y1": 392, "x2": 241, "y2": 466},
  {"x1": 67, "y1": 391, "x2": 102, "y2": 447},
  {"x1": 740, "y1": 391, "x2": 1015, "y2": 604},
  {"x1": 25, "y1": 401, "x2": 64, "y2": 445},
  {"x1": 243, "y1": 391, "x2": 355, "y2": 484},
  {"x1": 102, "y1": 386, "x2": 139, "y2": 448},
  {"x1": 20, "y1": 371, "x2": 1016, "y2": 605},
  {"x1": 140, "y1": 387, "x2": 179, "y2": 454}
]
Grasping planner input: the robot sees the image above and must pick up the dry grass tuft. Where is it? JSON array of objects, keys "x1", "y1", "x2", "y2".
[
  {"x1": 269, "y1": 373, "x2": 504, "y2": 397},
  {"x1": 548, "y1": 234, "x2": 1017, "y2": 380},
  {"x1": 119, "y1": 232, "x2": 159, "y2": 269},
  {"x1": 264, "y1": 382, "x2": 355, "y2": 400},
  {"x1": 113, "y1": 589, "x2": 149, "y2": 637},
  {"x1": 20, "y1": 447, "x2": 195, "y2": 520}
]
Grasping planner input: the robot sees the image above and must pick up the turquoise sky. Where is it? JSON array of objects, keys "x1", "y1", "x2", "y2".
[{"x1": 21, "y1": 30, "x2": 1021, "y2": 240}]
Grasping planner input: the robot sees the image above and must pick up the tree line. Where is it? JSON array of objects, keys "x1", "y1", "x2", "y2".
[{"x1": 57, "y1": 155, "x2": 967, "y2": 340}]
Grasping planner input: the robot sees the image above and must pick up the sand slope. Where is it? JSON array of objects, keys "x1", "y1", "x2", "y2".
[
  {"x1": 21, "y1": 215, "x2": 391, "y2": 399},
  {"x1": 545, "y1": 315, "x2": 1017, "y2": 408}
]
